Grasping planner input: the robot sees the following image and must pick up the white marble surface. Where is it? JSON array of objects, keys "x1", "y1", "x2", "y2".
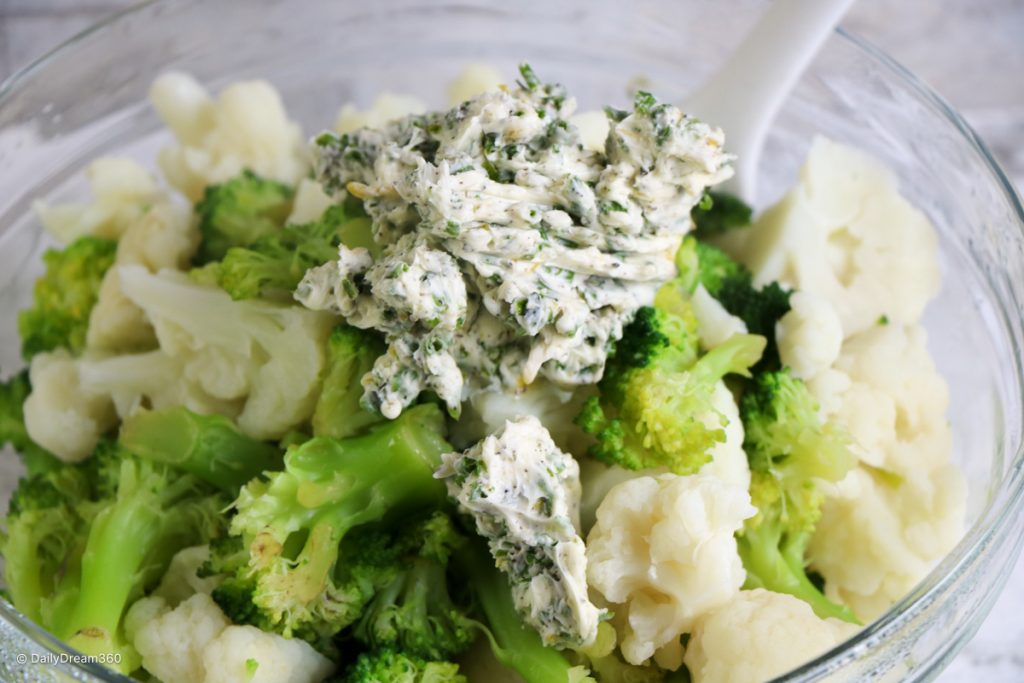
[{"x1": 0, "y1": 1, "x2": 1022, "y2": 681}]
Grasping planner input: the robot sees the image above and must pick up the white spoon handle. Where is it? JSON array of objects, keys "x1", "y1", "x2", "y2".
[{"x1": 684, "y1": 0, "x2": 856, "y2": 202}]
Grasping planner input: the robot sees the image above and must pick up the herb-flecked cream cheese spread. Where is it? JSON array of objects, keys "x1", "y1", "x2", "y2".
[{"x1": 297, "y1": 66, "x2": 733, "y2": 419}]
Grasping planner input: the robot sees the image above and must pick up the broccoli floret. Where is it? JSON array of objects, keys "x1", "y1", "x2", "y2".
[
  {"x1": 691, "y1": 191, "x2": 753, "y2": 238},
  {"x1": 194, "y1": 170, "x2": 294, "y2": 263},
  {"x1": 61, "y1": 445, "x2": 227, "y2": 670},
  {"x1": 216, "y1": 202, "x2": 376, "y2": 301},
  {"x1": 737, "y1": 370, "x2": 858, "y2": 623},
  {"x1": 1, "y1": 439, "x2": 227, "y2": 672},
  {"x1": 671, "y1": 238, "x2": 792, "y2": 370},
  {"x1": 577, "y1": 305, "x2": 765, "y2": 474},
  {"x1": 1, "y1": 465, "x2": 94, "y2": 627},
  {"x1": 219, "y1": 404, "x2": 452, "y2": 641},
  {"x1": 354, "y1": 512, "x2": 475, "y2": 660},
  {"x1": 342, "y1": 649, "x2": 466, "y2": 683},
  {"x1": 119, "y1": 406, "x2": 283, "y2": 493},
  {"x1": 454, "y1": 541, "x2": 595, "y2": 683},
  {"x1": 0, "y1": 370, "x2": 61, "y2": 475},
  {"x1": 313, "y1": 326, "x2": 387, "y2": 439},
  {"x1": 17, "y1": 236, "x2": 117, "y2": 359}
]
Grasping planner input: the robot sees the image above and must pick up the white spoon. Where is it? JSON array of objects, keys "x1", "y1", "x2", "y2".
[{"x1": 684, "y1": 0, "x2": 857, "y2": 203}]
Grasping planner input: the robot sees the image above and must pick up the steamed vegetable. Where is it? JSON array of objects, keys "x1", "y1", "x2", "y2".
[
  {"x1": 576, "y1": 304, "x2": 765, "y2": 475},
  {"x1": 2, "y1": 438, "x2": 227, "y2": 673},
  {"x1": 209, "y1": 405, "x2": 452, "y2": 643},
  {"x1": 737, "y1": 370, "x2": 858, "y2": 623},
  {"x1": 18, "y1": 236, "x2": 117, "y2": 359},
  {"x1": 194, "y1": 170, "x2": 294, "y2": 263}
]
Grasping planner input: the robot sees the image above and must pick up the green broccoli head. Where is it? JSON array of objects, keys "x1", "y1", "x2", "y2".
[
  {"x1": 671, "y1": 238, "x2": 792, "y2": 370},
  {"x1": 691, "y1": 191, "x2": 753, "y2": 239},
  {"x1": 2, "y1": 438, "x2": 227, "y2": 672},
  {"x1": 17, "y1": 236, "x2": 117, "y2": 359},
  {"x1": 577, "y1": 304, "x2": 765, "y2": 475},
  {"x1": 194, "y1": 170, "x2": 294, "y2": 263},
  {"x1": 313, "y1": 326, "x2": 387, "y2": 439},
  {"x1": 1, "y1": 464, "x2": 95, "y2": 627},
  {"x1": 354, "y1": 512, "x2": 475, "y2": 661},
  {"x1": 215, "y1": 202, "x2": 375, "y2": 301},
  {"x1": 220, "y1": 404, "x2": 452, "y2": 641},
  {"x1": 0, "y1": 370, "x2": 61, "y2": 475},
  {"x1": 737, "y1": 370, "x2": 858, "y2": 623},
  {"x1": 342, "y1": 649, "x2": 466, "y2": 683},
  {"x1": 63, "y1": 450, "x2": 227, "y2": 670}
]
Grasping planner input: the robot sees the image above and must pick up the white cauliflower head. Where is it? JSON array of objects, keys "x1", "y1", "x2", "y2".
[
  {"x1": 452, "y1": 377, "x2": 595, "y2": 457},
  {"x1": 287, "y1": 178, "x2": 334, "y2": 225},
  {"x1": 129, "y1": 593, "x2": 333, "y2": 683},
  {"x1": 586, "y1": 473, "x2": 755, "y2": 668},
  {"x1": 202, "y1": 625, "x2": 334, "y2": 683},
  {"x1": 34, "y1": 157, "x2": 160, "y2": 243},
  {"x1": 718, "y1": 136, "x2": 940, "y2": 338},
  {"x1": 808, "y1": 323, "x2": 966, "y2": 620},
  {"x1": 691, "y1": 284, "x2": 748, "y2": 350},
  {"x1": 87, "y1": 193, "x2": 199, "y2": 353},
  {"x1": 23, "y1": 349, "x2": 117, "y2": 462},
  {"x1": 87, "y1": 267, "x2": 158, "y2": 352},
  {"x1": 775, "y1": 290, "x2": 843, "y2": 380},
  {"x1": 446, "y1": 63, "x2": 503, "y2": 105},
  {"x1": 335, "y1": 93, "x2": 427, "y2": 134},
  {"x1": 684, "y1": 589, "x2": 857, "y2": 683},
  {"x1": 132, "y1": 593, "x2": 230, "y2": 683},
  {"x1": 152, "y1": 545, "x2": 221, "y2": 607},
  {"x1": 579, "y1": 381, "x2": 749, "y2": 533},
  {"x1": 117, "y1": 265, "x2": 335, "y2": 439},
  {"x1": 150, "y1": 72, "x2": 308, "y2": 201}
]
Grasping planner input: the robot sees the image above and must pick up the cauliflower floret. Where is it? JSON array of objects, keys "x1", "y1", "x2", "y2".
[
  {"x1": 683, "y1": 589, "x2": 856, "y2": 683},
  {"x1": 34, "y1": 157, "x2": 160, "y2": 243},
  {"x1": 570, "y1": 110, "x2": 611, "y2": 153},
  {"x1": 447, "y1": 63, "x2": 503, "y2": 105},
  {"x1": 116, "y1": 201, "x2": 198, "y2": 272},
  {"x1": 150, "y1": 72, "x2": 308, "y2": 201},
  {"x1": 202, "y1": 625, "x2": 335, "y2": 683},
  {"x1": 152, "y1": 546, "x2": 221, "y2": 607},
  {"x1": 579, "y1": 381, "x2": 749, "y2": 532},
  {"x1": 775, "y1": 290, "x2": 843, "y2": 380},
  {"x1": 287, "y1": 178, "x2": 334, "y2": 225},
  {"x1": 452, "y1": 377, "x2": 595, "y2": 456},
  {"x1": 77, "y1": 349, "x2": 241, "y2": 421},
  {"x1": 808, "y1": 323, "x2": 966, "y2": 620},
  {"x1": 691, "y1": 284, "x2": 748, "y2": 350},
  {"x1": 696, "y1": 382, "x2": 751, "y2": 492},
  {"x1": 586, "y1": 473, "x2": 755, "y2": 669},
  {"x1": 88, "y1": 198, "x2": 199, "y2": 352},
  {"x1": 129, "y1": 593, "x2": 334, "y2": 683},
  {"x1": 87, "y1": 268, "x2": 158, "y2": 352},
  {"x1": 23, "y1": 349, "x2": 117, "y2": 462},
  {"x1": 133, "y1": 593, "x2": 230, "y2": 683},
  {"x1": 718, "y1": 136, "x2": 940, "y2": 337},
  {"x1": 335, "y1": 93, "x2": 427, "y2": 134},
  {"x1": 116, "y1": 265, "x2": 333, "y2": 439}
]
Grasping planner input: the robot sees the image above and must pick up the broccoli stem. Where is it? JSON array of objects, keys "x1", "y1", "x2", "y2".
[
  {"x1": 60, "y1": 461, "x2": 222, "y2": 671},
  {"x1": 234, "y1": 404, "x2": 453, "y2": 635},
  {"x1": 119, "y1": 407, "x2": 282, "y2": 492},
  {"x1": 737, "y1": 525, "x2": 859, "y2": 624},
  {"x1": 456, "y1": 542, "x2": 584, "y2": 683}
]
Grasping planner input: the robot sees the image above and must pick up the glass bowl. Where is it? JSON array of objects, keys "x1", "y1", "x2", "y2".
[{"x1": 1, "y1": 1, "x2": 1023, "y2": 681}]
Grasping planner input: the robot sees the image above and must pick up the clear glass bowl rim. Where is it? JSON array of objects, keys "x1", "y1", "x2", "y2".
[{"x1": 1, "y1": 2, "x2": 1023, "y2": 681}]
